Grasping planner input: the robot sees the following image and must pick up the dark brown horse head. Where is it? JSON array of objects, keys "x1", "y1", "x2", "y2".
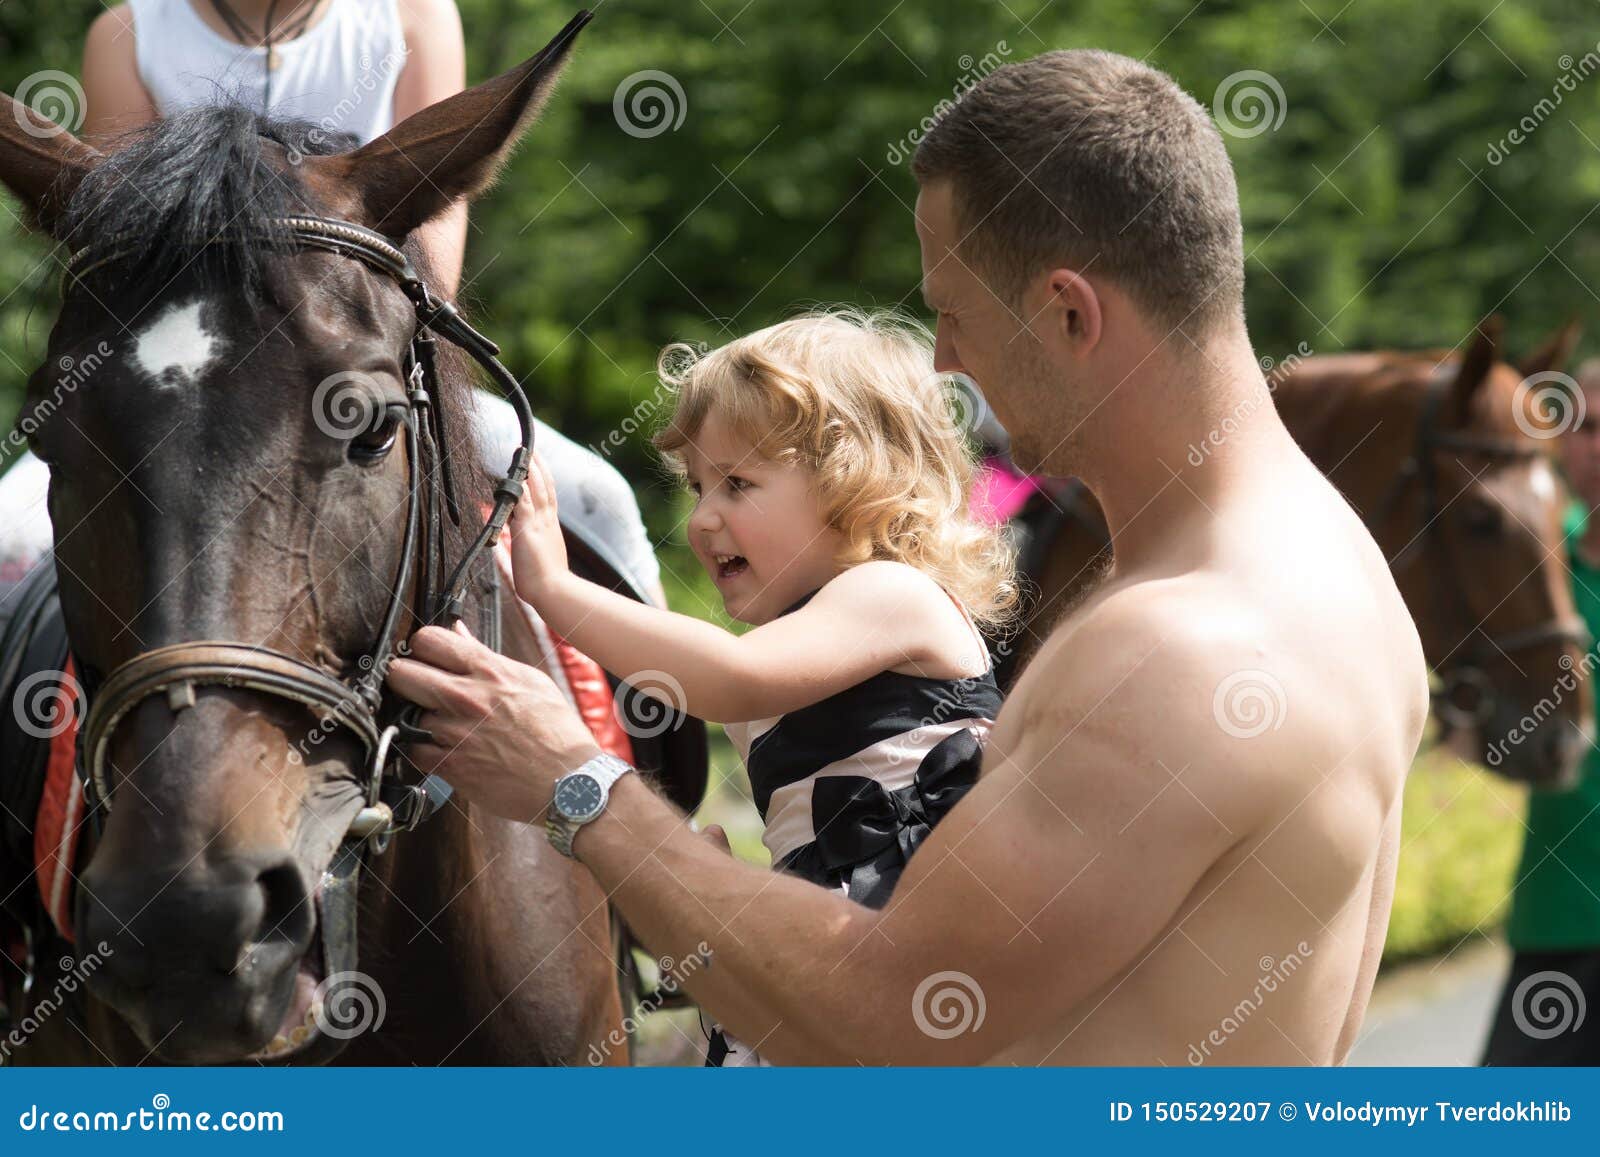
[
  {"x1": 1275, "y1": 318, "x2": 1592, "y2": 788},
  {"x1": 0, "y1": 12, "x2": 589, "y2": 1063}
]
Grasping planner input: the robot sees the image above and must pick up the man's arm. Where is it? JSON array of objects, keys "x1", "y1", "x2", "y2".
[{"x1": 394, "y1": 0, "x2": 469, "y2": 294}]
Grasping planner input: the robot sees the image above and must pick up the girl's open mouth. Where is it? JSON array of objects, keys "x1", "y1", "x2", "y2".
[{"x1": 713, "y1": 554, "x2": 749, "y2": 581}]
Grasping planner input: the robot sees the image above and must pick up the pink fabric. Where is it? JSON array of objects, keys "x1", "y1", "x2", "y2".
[{"x1": 971, "y1": 457, "x2": 1041, "y2": 525}]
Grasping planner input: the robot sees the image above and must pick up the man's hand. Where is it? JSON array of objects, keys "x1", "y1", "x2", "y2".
[
  {"x1": 507, "y1": 452, "x2": 571, "y2": 604},
  {"x1": 386, "y1": 622, "x2": 602, "y2": 824}
]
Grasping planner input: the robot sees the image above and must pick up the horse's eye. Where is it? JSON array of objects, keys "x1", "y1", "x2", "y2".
[{"x1": 348, "y1": 408, "x2": 403, "y2": 465}]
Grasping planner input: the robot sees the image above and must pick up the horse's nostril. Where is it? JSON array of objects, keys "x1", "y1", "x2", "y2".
[{"x1": 252, "y1": 860, "x2": 312, "y2": 949}]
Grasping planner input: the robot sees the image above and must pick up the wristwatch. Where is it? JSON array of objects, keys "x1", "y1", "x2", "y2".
[{"x1": 546, "y1": 753, "x2": 634, "y2": 857}]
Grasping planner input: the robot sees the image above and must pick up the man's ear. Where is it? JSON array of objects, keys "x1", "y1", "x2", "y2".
[
  {"x1": 1043, "y1": 268, "x2": 1103, "y2": 351},
  {"x1": 300, "y1": 10, "x2": 591, "y2": 237}
]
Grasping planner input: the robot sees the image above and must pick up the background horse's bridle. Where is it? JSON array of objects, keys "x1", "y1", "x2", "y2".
[
  {"x1": 62, "y1": 215, "x2": 533, "y2": 848},
  {"x1": 1371, "y1": 371, "x2": 1592, "y2": 733}
]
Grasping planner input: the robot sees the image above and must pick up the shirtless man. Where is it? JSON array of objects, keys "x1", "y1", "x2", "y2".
[{"x1": 388, "y1": 49, "x2": 1429, "y2": 1064}]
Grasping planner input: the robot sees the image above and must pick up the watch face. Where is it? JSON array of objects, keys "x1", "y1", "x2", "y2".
[{"x1": 554, "y1": 773, "x2": 605, "y2": 823}]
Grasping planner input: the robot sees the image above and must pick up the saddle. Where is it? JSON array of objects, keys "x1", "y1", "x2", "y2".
[{"x1": 0, "y1": 560, "x2": 67, "y2": 934}]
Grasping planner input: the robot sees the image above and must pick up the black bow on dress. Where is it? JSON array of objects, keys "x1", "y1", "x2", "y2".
[{"x1": 779, "y1": 727, "x2": 983, "y2": 909}]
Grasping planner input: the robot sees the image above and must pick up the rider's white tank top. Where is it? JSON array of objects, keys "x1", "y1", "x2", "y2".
[{"x1": 126, "y1": 0, "x2": 406, "y2": 144}]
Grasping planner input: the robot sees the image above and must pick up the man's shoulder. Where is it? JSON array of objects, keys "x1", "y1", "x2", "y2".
[
  {"x1": 1011, "y1": 575, "x2": 1319, "y2": 782},
  {"x1": 991, "y1": 576, "x2": 1291, "y2": 847},
  {"x1": 1025, "y1": 575, "x2": 1265, "y2": 695}
]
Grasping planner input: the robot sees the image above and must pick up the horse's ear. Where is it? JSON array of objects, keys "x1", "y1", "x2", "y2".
[
  {"x1": 1518, "y1": 317, "x2": 1583, "y2": 379},
  {"x1": 303, "y1": 9, "x2": 591, "y2": 238},
  {"x1": 1451, "y1": 315, "x2": 1503, "y2": 423},
  {"x1": 0, "y1": 92, "x2": 102, "y2": 237}
]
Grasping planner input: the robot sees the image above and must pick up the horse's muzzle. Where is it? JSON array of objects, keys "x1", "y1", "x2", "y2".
[{"x1": 76, "y1": 848, "x2": 317, "y2": 1063}]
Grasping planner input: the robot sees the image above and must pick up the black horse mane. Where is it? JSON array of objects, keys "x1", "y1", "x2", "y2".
[
  {"x1": 60, "y1": 103, "x2": 332, "y2": 300},
  {"x1": 58, "y1": 101, "x2": 490, "y2": 560}
]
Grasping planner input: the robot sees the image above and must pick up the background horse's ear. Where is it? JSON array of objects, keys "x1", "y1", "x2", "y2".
[
  {"x1": 0, "y1": 93, "x2": 102, "y2": 238},
  {"x1": 1517, "y1": 317, "x2": 1583, "y2": 380},
  {"x1": 1450, "y1": 315, "x2": 1503, "y2": 424},
  {"x1": 303, "y1": 9, "x2": 592, "y2": 239}
]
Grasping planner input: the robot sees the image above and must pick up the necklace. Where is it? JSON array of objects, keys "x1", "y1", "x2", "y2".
[{"x1": 207, "y1": 0, "x2": 325, "y2": 108}]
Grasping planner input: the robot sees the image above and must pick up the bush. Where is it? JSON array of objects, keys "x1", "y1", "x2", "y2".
[{"x1": 1385, "y1": 744, "x2": 1527, "y2": 961}]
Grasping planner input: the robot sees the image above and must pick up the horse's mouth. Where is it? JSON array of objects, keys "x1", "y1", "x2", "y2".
[
  {"x1": 244, "y1": 882, "x2": 331, "y2": 1063},
  {"x1": 247, "y1": 956, "x2": 324, "y2": 1061}
]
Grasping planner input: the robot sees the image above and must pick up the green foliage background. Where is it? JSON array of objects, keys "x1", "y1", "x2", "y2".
[
  {"x1": 5, "y1": 0, "x2": 1600, "y2": 529},
  {"x1": 1, "y1": 0, "x2": 1594, "y2": 961}
]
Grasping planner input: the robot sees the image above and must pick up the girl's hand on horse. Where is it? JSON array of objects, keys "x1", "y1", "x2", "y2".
[{"x1": 508, "y1": 451, "x2": 570, "y2": 603}]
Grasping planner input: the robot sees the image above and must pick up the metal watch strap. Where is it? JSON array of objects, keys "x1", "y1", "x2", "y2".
[{"x1": 546, "y1": 753, "x2": 633, "y2": 857}]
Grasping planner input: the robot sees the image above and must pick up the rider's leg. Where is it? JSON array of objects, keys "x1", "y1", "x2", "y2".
[{"x1": 0, "y1": 452, "x2": 55, "y2": 607}]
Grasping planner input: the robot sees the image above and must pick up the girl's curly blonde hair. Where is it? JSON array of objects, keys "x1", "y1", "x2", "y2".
[{"x1": 652, "y1": 307, "x2": 1020, "y2": 631}]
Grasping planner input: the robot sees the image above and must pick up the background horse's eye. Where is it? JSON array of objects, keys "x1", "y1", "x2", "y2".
[
  {"x1": 1461, "y1": 504, "x2": 1503, "y2": 538},
  {"x1": 348, "y1": 408, "x2": 403, "y2": 465}
]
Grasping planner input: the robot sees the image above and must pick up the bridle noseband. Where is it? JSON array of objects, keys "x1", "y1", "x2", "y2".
[
  {"x1": 63, "y1": 215, "x2": 534, "y2": 848},
  {"x1": 1370, "y1": 371, "x2": 1592, "y2": 731}
]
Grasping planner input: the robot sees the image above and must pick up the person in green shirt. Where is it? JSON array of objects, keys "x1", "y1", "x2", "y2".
[{"x1": 1483, "y1": 359, "x2": 1600, "y2": 1064}]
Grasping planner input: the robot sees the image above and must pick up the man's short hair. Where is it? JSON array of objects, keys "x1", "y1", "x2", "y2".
[{"x1": 912, "y1": 50, "x2": 1246, "y2": 337}]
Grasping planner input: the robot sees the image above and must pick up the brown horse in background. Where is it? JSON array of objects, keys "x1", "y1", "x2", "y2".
[
  {"x1": 0, "y1": 13, "x2": 647, "y2": 1065},
  {"x1": 1001, "y1": 319, "x2": 1591, "y2": 789}
]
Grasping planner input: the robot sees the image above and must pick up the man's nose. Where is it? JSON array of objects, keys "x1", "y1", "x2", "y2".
[{"x1": 933, "y1": 322, "x2": 963, "y2": 375}]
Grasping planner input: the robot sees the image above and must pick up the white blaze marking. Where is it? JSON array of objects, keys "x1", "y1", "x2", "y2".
[{"x1": 132, "y1": 300, "x2": 220, "y2": 389}]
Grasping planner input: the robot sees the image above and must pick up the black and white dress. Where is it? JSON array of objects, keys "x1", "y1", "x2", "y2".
[{"x1": 705, "y1": 587, "x2": 1002, "y2": 1065}]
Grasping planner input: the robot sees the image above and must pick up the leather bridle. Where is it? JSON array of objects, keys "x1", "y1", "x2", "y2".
[
  {"x1": 61, "y1": 215, "x2": 533, "y2": 848},
  {"x1": 1370, "y1": 371, "x2": 1592, "y2": 732}
]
